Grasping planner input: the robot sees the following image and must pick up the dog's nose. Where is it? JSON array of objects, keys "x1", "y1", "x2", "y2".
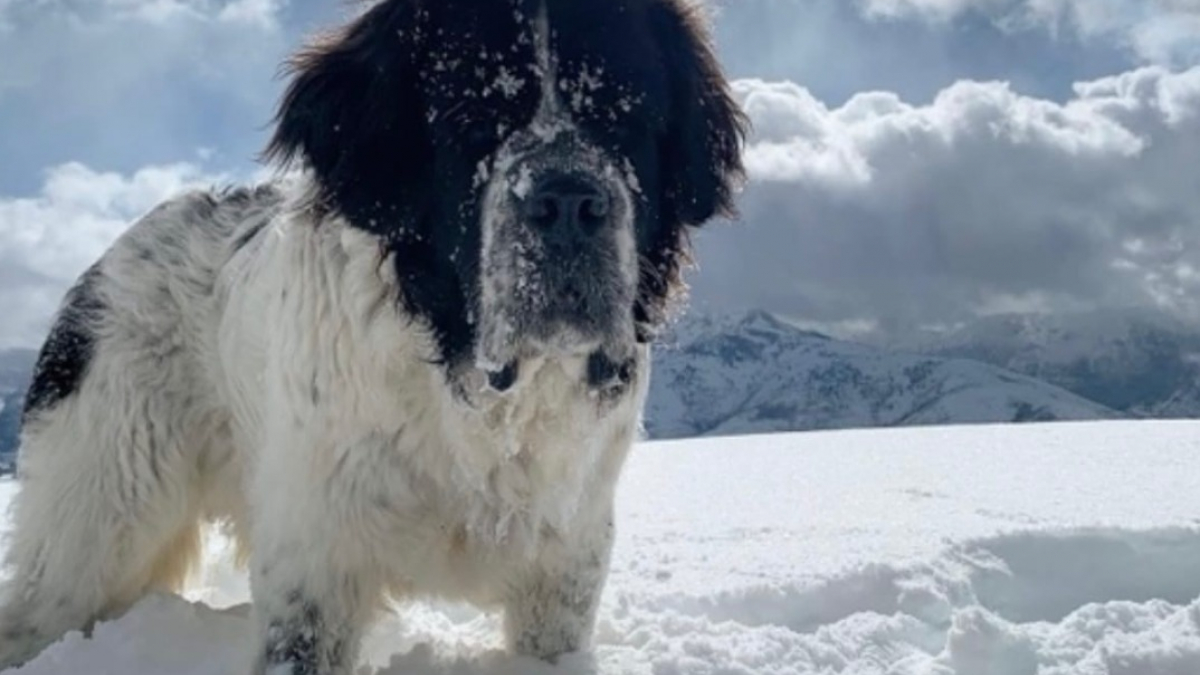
[{"x1": 526, "y1": 174, "x2": 611, "y2": 236}]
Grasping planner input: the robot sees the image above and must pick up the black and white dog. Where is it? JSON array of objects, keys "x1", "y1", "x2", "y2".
[{"x1": 0, "y1": 0, "x2": 745, "y2": 672}]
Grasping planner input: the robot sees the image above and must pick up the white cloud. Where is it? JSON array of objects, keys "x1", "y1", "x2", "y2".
[
  {"x1": 860, "y1": 0, "x2": 1006, "y2": 22},
  {"x1": 216, "y1": 0, "x2": 286, "y2": 28},
  {"x1": 104, "y1": 0, "x2": 289, "y2": 28},
  {"x1": 691, "y1": 66, "x2": 1200, "y2": 337},
  {"x1": 0, "y1": 162, "x2": 229, "y2": 348},
  {"x1": 734, "y1": 74, "x2": 1148, "y2": 188},
  {"x1": 1, "y1": 0, "x2": 288, "y2": 27},
  {"x1": 858, "y1": 0, "x2": 1200, "y2": 66}
]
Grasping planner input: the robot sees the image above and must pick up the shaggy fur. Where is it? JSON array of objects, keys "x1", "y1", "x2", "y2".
[{"x1": 0, "y1": 1, "x2": 745, "y2": 673}]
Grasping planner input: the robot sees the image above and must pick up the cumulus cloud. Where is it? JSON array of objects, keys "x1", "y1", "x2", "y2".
[
  {"x1": 690, "y1": 66, "x2": 1200, "y2": 338},
  {"x1": 858, "y1": 0, "x2": 1200, "y2": 66},
  {"x1": 0, "y1": 163, "x2": 230, "y2": 348}
]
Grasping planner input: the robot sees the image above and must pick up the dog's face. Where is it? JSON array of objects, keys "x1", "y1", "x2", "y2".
[{"x1": 266, "y1": 0, "x2": 745, "y2": 393}]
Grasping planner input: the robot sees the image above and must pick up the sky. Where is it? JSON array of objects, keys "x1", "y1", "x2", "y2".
[{"x1": 0, "y1": 0, "x2": 1199, "y2": 347}]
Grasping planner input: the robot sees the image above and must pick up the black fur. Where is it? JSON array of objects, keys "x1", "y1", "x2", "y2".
[
  {"x1": 264, "y1": 0, "x2": 746, "y2": 366},
  {"x1": 262, "y1": 592, "x2": 346, "y2": 675},
  {"x1": 231, "y1": 221, "x2": 268, "y2": 253},
  {"x1": 21, "y1": 263, "x2": 106, "y2": 426},
  {"x1": 487, "y1": 361, "x2": 520, "y2": 393},
  {"x1": 634, "y1": 0, "x2": 748, "y2": 340},
  {"x1": 221, "y1": 185, "x2": 284, "y2": 251}
]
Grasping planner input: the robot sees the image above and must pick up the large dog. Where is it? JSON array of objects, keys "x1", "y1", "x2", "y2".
[{"x1": 0, "y1": 0, "x2": 745, "y2": 672}]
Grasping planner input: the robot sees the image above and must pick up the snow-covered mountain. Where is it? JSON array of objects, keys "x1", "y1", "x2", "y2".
[
  {"x1": 906, "y1": 309, "x2": 1200, "y2": 418},
  {"x1": 9, "y1": 421, "x2": 1200, "y2": 674},
  {"x1": 645, "y1": 310, "x2": 1119, "y2": 439},
  {"x1": 0, "y1": 349, "x2": 33, "y2": 471},
  {"x1": 0, "y1": 317, "x2": 1126, "y2": 461}
]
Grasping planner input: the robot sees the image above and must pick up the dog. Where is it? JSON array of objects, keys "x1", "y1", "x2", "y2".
[{"x1": 0, "y1": 0, "x2": 745, "y2": 672}]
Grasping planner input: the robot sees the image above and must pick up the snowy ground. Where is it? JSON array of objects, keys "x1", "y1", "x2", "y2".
[{"x1": 7, "y1": 420, "x2": 1200, "y2": 674}]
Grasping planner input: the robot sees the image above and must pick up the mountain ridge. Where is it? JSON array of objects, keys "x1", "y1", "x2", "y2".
[
  {"x1": 904, "y1": 308, "x2": 1200, "y2": 418},
  {"x1": 5, "y1": 309, "x2": 1182, "y2": 463},
  {"x1": 645, "y1": 310, "x2": 1121, "y2": 439}
]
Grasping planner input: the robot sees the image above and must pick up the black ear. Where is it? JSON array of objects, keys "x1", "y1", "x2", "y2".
[
  {"x1": 652, "y1": 0, "x2": 748, "y2": 227},
  {"x1": 263, "y1": 0, "x2": 428, "y2": 229}
]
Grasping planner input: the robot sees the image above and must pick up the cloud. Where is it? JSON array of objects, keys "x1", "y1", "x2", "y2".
[
  {"x1": 0, "y1": 0, "x2": 286, "y2": 27},
  {"x1": 216, "y1": 0, "x2": 287, "y2": 28},
  {"x1": 0, "y1": 0, "x2": 290, "y2": 193},
  {"x1": 0, "y1": 162, "x2": 230, "y2": 348},
  {"x1": 858, "y1": 0, "x2": 1200, "y2": 67},
  {"x1": 689, "y1": 66, "x2": 1200, "y2": 337}
]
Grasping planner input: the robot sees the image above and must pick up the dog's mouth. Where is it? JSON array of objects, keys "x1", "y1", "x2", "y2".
[{"x1": 479, "y1": 350, "x2": 635, "y2": 400}]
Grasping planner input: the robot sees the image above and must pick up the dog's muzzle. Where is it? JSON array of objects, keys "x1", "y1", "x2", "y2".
[
  {"x1": 518, "y1": 170, "x2": 623, "y2": 334},
  {"x1": 477, "y1": 128, "x2": 639, "y2": 379}
]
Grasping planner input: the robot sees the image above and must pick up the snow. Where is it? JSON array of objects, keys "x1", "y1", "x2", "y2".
[{"x1": 8, "y1": 420, "x2": 1200, "y2": 674}]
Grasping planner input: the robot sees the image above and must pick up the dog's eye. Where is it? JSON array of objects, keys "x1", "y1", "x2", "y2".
[
  {"x1": 432, "y1": 101, "x2": 502, "y2": 149},
  {"x1": 443, "y1": 119, "x2": 500, "y2": 151},
  {"x1": 444, "y1": 107, "x2": 500, "y2": 148},
  {"x1": 463, "y1": 123, "x2": 498, "y2": 147}
]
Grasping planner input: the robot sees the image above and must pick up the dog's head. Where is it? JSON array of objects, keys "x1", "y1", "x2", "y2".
[{"x1": 266, "y1": 0, "x2": 745, "y2": 393}]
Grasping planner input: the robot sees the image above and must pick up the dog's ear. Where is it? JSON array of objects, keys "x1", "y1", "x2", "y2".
[
  {"x1": 652, "y1": 0, "x2": 748, "y2": 227},
  {"x1": 264, "y1": 0, "x2": 429, "y2": 226}
]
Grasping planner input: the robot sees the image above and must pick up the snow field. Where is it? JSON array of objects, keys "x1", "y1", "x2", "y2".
[{"x1": 7, "y1": 420, "x2": 1200, "y2": 674}]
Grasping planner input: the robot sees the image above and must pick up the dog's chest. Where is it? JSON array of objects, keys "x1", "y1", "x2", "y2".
[
  {"x1": 348, "y1": 361, "x2": 636, "y2": 598},
  {"x1": 407, "y1": 357, "x2": 619, "y2": 534}
]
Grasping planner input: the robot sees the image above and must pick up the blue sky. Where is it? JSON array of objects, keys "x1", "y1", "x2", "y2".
[{"x1": 1, "y1": 0, "x2": 1199, "y2": 346}]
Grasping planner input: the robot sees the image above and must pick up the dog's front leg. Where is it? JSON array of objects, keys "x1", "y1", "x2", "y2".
[
  {"x1": 503, "y1": 510, "x2": 615, "y2": 662},
  {"x1": 253, "y1": 583, "x2": 365, "y2": 675},
  {"x1": 248, "y1": 431, "x2": 384, "y2": 675},
  {"x1": 249, "y1": 502, "x2": 383, "y2": 675}
]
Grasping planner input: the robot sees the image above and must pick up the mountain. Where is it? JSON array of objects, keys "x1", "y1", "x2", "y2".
[
  {"x1": 644, "y1": 310, "x2": 1120, "y2": 439},
  {"x1": 905, "y1": 309, "x2": 1200, "y2": 418},
  {"x1": 0, "y1": 349, "x2": 34, "y2": 472},
  {"x1": 0, "y1": 313, "x2": 1127, "y2": 459}
]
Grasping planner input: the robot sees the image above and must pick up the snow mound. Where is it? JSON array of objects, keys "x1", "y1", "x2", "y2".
[{"x1": 8, "y1": 421, "x2": 1200, "y2": 674}]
